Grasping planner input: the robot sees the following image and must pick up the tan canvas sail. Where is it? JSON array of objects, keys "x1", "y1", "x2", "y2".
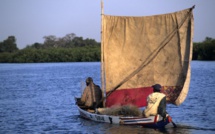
[{"x1": 101, "y1": 6, "x2": 194, "y2": 107}]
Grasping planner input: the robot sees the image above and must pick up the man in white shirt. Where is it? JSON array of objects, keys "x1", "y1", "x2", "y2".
[{"x1": 143, "y1": 84, "x2": 166, "y2": 118}]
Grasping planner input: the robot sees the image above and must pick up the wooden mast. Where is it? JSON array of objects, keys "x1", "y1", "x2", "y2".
[{"x1": 100, "y1": 0, "x2": 105, "y2": 106}]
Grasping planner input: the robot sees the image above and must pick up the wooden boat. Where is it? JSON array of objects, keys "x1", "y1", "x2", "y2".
[
  {"x1": 75, "y1": 2, "x2": 194, "y2": 128},
  {"x1": 75, "y1": 97, "x2": 173, "y2": 128}
]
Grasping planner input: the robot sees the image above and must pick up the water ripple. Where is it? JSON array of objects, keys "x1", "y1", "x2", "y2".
[{"x1": 0, "y1": 62, "x2": 215, "y2": 134}]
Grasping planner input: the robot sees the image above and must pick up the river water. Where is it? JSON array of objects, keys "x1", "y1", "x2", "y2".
[{"x1": 0, "y1": 61, "x2": 214, "y2": 134}]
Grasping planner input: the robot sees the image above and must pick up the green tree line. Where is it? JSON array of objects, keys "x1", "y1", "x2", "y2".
[
  {"x1": 0, "y1": 47, "x2": 100, "y2": 63},
  {"x1": 0, "y1": 34, "x2": 214, "y2": 63},
  {"x1": 192, "y1": 37, "x2": 215, "y2": 60},
  {"x1": 0, "y1": 33, "x2": 101, "y2": 63}
]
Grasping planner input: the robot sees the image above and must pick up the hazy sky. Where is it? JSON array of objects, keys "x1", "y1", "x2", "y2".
[{"x1": 1, "y1": 0, "x2": 215, "y2": 49}]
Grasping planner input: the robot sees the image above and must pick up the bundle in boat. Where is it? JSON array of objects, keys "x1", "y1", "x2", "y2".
[{"x1": 97, "y1": 105, "x2": 142, "y2": 117}]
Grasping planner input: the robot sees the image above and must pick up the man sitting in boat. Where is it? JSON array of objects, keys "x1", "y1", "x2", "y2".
[
  {"x1": 143, "y1": 84, "x2": 166, "y2": 118},
  {"x1": 78, "y1": 77, "x2": 102, "y2": 109}
]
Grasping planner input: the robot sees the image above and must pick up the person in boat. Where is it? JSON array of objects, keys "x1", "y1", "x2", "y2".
[
  {"x1": 78, "y1": 77, "x2": 103, "y2": 109},
  {"x1": 143, "y1": 84, "x2": 167, "y2": 118}
]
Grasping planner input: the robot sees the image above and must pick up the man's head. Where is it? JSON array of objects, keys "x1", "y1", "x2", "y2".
[
  {"x1": 152, "y1": 84, "x2": 162, "y2": 92},
  {"x1": 86, "y1": 77, "x2": 93, "y2": 86}
]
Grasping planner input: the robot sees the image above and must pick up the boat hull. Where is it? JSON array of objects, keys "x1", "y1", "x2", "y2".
[{"x1": 77, "y1": 105, "x2": 171, "y2": 128}]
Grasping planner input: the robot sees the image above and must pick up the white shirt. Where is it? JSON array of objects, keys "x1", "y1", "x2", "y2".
[{"x1": 143, "y1": 92, "x2": 166, "y2": 117}]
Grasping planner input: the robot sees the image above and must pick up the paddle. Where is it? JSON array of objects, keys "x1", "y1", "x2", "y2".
[
  {"x1": 166, "y1": 111, "x2": 177, "y2": 128},
  {"x1": 171, "y1": 120, "x2": 177, "y2": 128}
]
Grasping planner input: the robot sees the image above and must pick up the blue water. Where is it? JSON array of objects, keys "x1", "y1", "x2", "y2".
[{"x1": 0, "y1": 61, "x2": 215, "y2": 134}]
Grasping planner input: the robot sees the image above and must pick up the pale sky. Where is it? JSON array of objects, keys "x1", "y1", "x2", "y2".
[{"x1": 0, "y1": 0, "x2": 215, "y2": 49}]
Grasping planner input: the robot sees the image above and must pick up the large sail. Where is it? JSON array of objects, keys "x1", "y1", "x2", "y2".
[{"x1": 101, "y1": 7, "x2": 194, "y2": 107}]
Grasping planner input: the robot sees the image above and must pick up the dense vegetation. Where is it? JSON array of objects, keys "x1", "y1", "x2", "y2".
[
  {"x1": 192, "y1": 37, "x2": 215, "y2": 60},
  {"x1": 0, "y1": 34, "x2": 214, "y2": 63},
  {"x1": 0, "y1": 33, "x2": 100, "y2": 63}
]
